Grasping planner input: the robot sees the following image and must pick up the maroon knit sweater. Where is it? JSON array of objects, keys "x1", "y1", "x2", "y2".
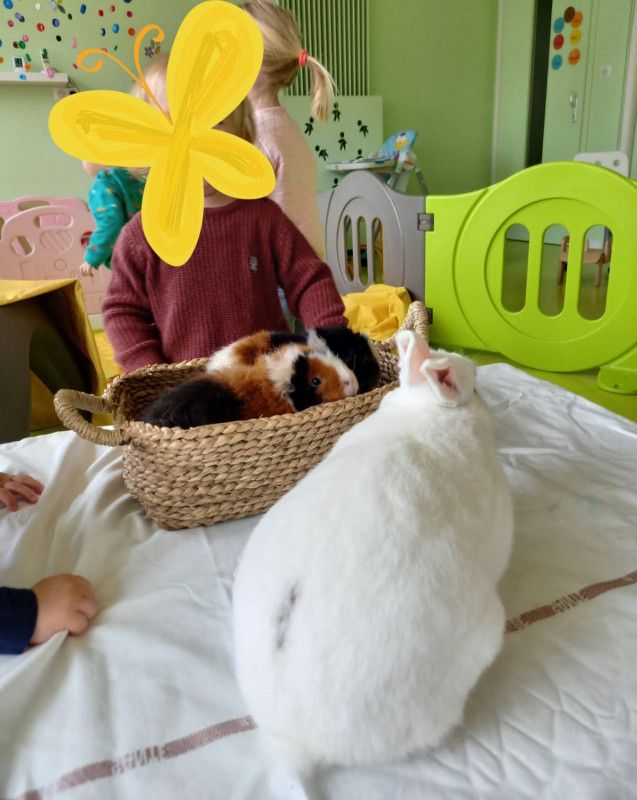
[{"x1": 102, "y1": 198, "x2": 346, "y2": 372}]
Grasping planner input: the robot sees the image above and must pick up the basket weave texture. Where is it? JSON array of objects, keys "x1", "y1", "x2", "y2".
[{"x1": 55, "y1": 302, "x2": 428, "y2": 530}]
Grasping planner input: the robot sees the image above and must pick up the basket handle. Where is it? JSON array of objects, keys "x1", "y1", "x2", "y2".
[
  {"x1": 406, "y1": 301, "x2": 428, "y2": 338},
  {"x1": 54, "y1": 389, "x2": 126, "y2": 447}
]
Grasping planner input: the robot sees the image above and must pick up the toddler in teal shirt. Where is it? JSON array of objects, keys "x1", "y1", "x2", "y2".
[{"x1": 79, "y1": 162, "x2": 145, "y2": 276}]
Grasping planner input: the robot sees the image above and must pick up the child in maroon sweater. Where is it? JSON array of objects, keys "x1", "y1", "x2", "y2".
[{"x1": 103, "y1": 55, "x2": 345, "y2": 373}]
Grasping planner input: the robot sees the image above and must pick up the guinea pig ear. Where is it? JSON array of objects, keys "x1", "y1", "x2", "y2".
[
  {"x1": 396, "y1": 330, "x2": 431, "y2": 388},
  {"x1": 419, "y1": 354, "x2": 476, "y2": 407}
]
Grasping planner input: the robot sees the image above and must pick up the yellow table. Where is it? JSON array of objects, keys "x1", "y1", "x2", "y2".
[{"x1": 0, "y1": 279, "x2": 106, "y2": 442}]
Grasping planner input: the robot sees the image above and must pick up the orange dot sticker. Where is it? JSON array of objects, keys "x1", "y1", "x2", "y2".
[
  {"x1": 568, "y1": 48, "x2": 581, "y2": 65},
  {"x1": 572, "y1": 11, "x2": 583, "y2": 27},
  {"x1": 570, "y1": 28, "x2": 581, "y2": 44}
]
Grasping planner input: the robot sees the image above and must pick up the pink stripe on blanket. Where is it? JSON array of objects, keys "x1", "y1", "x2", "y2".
[
  {"x1": 505, "y1": 569, "x2": 637, "y2": 632},
  {"x1": 12, "y1": 716, "x2": 255, "y2": 800},
  {"x1": 11, "y1": 569, "x2": 637, "y2": 799}
]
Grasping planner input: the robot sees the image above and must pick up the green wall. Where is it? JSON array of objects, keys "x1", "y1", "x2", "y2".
[
  {"x1": 492, "y1": 1, "x2": 535, "y2": 182},
  {"x1": 0, "y1": 0, "x2": 501, "y2": 202},
  {"x1": 369, "y1": 0, "x2": 500, "y2": 194}
]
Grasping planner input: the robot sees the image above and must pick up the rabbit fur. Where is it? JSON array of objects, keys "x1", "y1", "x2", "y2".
[{"x1": 232, "y1": 331, "x2": 514, "y2": 772}]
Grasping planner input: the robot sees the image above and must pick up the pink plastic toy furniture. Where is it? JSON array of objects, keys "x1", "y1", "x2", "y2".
[{"x1": 0, "y1": 196, "x2": 111, "y2": 316}]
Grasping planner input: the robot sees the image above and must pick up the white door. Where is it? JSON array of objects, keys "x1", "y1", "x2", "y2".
[{"x1": 542, "y1": 0, "x2": 633, "y2": 162}]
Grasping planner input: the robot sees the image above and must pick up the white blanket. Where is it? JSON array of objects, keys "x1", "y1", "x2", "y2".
[{"x1": 1, "y1": 364, "x2": 636, "y2": 799}]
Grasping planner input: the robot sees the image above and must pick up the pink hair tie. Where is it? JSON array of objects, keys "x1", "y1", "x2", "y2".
[{"x1": 298, "y1": 49, "x2": 309, "y2": 67}]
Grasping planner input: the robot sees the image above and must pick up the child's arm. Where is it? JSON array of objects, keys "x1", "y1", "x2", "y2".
[
  {"x1": 84, "y1": 178, "x2": 127, "y2": 269},
  {"x1": 271, "y1": 206, "x2": 346, "y2": 329},
  {"x1": 0, "y1": 576, "x2": 98, "y2": 655},
  {"x1": 102, "y1": 216, "x2": 167, "y2": 372},
  {"x1": 0, "y1": 472, "x2": 44, "y2": 512}
]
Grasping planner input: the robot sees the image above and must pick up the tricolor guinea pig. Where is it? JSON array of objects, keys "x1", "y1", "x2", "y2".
[
  {"x1": 137, "y1": 344, "x2": 358, "y2": 429},
  {"x1": 207, "y1": 326, "x2": 381, "y2": 394}
]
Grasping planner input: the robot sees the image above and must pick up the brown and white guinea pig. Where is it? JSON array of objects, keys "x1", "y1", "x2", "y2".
[
  {"x1": 137, "y1": 343, "x2": 358, "y2": 429},
  {"x1": 207, "y1": 326, "x2": 381, "y2": 394}
]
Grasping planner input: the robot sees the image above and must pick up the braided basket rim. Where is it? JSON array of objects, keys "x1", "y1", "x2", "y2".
[{"x1": 104, "y1": 301, "x2": 428, "y2": 444}]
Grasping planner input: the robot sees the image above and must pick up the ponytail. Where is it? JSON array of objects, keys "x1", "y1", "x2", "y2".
[{"x1": 243, "y1": 0, "x2": 335, "y2": 122}]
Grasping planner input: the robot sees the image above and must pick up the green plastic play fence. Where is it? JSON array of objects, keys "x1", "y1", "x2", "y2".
[{"x1": 425, "y1": 162, "x2": 637, "y2": 394}]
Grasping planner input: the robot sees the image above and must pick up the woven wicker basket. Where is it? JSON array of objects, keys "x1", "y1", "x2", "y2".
[{"x1": 54, "y1": 301, "x2": 428, "y2": 530}]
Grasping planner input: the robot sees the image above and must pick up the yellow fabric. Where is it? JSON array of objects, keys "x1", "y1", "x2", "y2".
[
  {"x1": 342, "y1": 284, "x2": 411, "y2": 341},
  {"x1": 31, "y1": 373, "x2": 59, "y2": 430},
  {"x1": 94, "y1": 329, "x2": 122, "y2": 381},
  {"x1": 0, "y1": 279, "x2": 108, "y2": 428}
]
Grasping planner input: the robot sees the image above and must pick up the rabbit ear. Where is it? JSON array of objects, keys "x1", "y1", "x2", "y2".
[
  {"x1": 396, "y1": 330, "x2": 431, "y2": 387},
  {"x1": 420, "y1": 355, "x2": 476, "y2": 407}
]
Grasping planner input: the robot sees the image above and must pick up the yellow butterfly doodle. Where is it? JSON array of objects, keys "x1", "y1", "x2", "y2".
[{"x1": 49, "y1": 1, "x2": 275, "y2": 267}]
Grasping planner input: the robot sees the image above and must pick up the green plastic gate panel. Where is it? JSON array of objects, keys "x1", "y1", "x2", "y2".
[{"x1": 425, "y1": 161, "x2": 637, "y2": 394}]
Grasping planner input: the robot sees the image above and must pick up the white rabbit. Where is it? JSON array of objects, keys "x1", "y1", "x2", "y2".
[{"x1": 232, "y1": 330, "x2": 514, "y2": 773}]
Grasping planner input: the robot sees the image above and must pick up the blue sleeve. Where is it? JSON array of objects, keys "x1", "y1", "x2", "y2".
[
  {"x1": 0, "y1": 587, "x2": 37, "y2": 655},
  {"x1": 85, "y1": 179, "x2": 127, "y2": 268}
]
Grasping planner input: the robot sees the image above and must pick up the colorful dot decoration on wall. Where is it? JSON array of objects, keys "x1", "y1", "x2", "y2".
[
  {"x1": 551, "y1": 6, "x2": 584, "y2": 69},
  {"x1": 0, "y1": 0, "x2": 151, "y2": 75}
]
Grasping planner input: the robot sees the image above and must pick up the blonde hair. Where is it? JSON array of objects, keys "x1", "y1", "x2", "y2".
[
  {"x1": 243, "y1": 0, "x2": 335, "y2": 121},
  {"x1": 130, "y1": 51, "x2": 256, "y2": 143}
]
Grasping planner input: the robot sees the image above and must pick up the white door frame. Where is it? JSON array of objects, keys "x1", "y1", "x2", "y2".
[{"x1": 620, "y1": 0, "x2": 637, "y2": 168}]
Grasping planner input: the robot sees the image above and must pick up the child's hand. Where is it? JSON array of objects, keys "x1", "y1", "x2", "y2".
[
  {"x1": 80, "y1": 261, "x2": 95, "y2": 277},
  {"x1": 0, "y1": 472, "x2": 44, "y2": 512},
  {"x1": 30, "y1": 575, "x2": 99, "y2": 645}
]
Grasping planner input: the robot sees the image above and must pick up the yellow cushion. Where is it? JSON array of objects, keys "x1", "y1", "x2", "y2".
[{"x1": 342, "y1": 284, "x2": 411, "y2": 340}]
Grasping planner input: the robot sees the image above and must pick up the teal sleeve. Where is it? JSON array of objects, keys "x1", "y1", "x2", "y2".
[{"x1": 85, "y1": 182, "x2": 127, "y2": 268}]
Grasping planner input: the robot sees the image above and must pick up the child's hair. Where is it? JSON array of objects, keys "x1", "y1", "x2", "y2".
[
  {"x1": 130, "y1": 51, "x2": 256, "y2": 143},
  {"x1": 242, "y1": 0, "x2": 335, "y2": 121}
]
